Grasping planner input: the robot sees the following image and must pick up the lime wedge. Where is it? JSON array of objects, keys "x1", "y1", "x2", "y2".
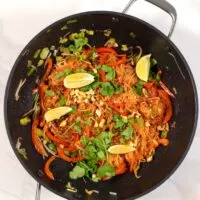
[
  {"x1": 108, "y1": 144, "x2": 135, "y2": 154},
  {"x1": 136, "y1": 54, "x2": 151, "y2": 82},
  {"x1": 44, "y1": 106, "x2": 72, "y2": 122},
  {"x1": 64, "y1": 73, "x2": 95, "y2": 89}
]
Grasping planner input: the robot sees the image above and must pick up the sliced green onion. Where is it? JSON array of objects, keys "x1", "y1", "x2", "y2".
[
  {"x1": 27, "y1": 65, "x2": 37, "y2": 76},
  {"x1": 40, "y1": 47, "x2": 50, "y2": 59},
  {"x1": 66, "y1": 19, "x2": 78, "y2": 24},
  {"x1": 161, "y1": 130, "x2": 168, "y2": 138},
  {"x1": 121, "y1": 44, "x2": 128, "y2": 51},
  {"x1": 59, "y1": 37, "x2": 68, "y2": 44},
  {"x1": 129, "y1": 32, "x2": 136, "y2": 38},
  {"x1": 104, "y1": 29, "x2": 112, "y2": 37},
  {"x1": 45, "y1": 90, "x2": 55, "y2": 96},
  {"x1": 50, "y1": 45, "x2": 55, "y2": 51},
  {"x1": 56, "y1": 56, "x2": 64, "y2": 62},
  {"x1": 33, "y1": 49, "x2": 41, "y2": 59},
  {"x1": 37, "y1": 59, "x2": 44, "y2": 67},
  {"x1": 20, "y1": 117, "x2": 31, "y2": 125},
  {"x1": 61, "y1": 25, "x2": 68, "y2": 30}
]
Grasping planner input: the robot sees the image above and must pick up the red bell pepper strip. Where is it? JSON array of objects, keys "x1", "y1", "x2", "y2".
[
  {"x1": 96, "y1": 47, "x2": 117, "y2": 54},
  {"x1": 111, "y1": 55, "x2": 127, "y2": 66},
  {"x1": 64, "y1": 134, "x2": 80, "y2": 152},
  {"x1": 159, "y1": 81, "x2": 175, "y2": 98},
  {"x1": 98, "y1": 69, "x2": 106, "y2": 82},
  {"x1": 44, "y1": 156, "x2": 56, "y2": 180},
  {"x1": 45, "y1": 129, "x2": 69, "y2": 146},
  {"x1": 41, "y1": 58, "x2": 53, "y2": 83},
  {"x1": 99, "y1": 53, "x2": 109, "y2": 65},
  {"x1": 158, "y1": 89, "x2": 173, "y2": 124},
  {"x1": 107, "y1": 102, "x2": 123, "y2": 115},
  {"x1": 39, "y1": 84, "x2": 48, "y2": 112},
  {"x1": 57, "y1": 146, "x2": 84, "y2": 163},
  {"x1": 32, "y1": 119, "x2": 47, "y2": 157},
  {"x1": 144, "y1": 82, "x2": 158, "y2": 97}
]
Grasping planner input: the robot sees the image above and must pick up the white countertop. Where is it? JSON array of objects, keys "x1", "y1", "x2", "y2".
[{"x1": 0, "y1": 0, "x2": 200, "y2": 199}]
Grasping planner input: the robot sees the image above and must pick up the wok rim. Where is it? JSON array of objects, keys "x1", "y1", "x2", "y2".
[{"x1": 4, "y1": 10, "x2": 199, "y2": 200}]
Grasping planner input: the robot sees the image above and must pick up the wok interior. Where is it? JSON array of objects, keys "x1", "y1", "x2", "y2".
[{"x1": 5, "y1": 12, "x2": 197, "y2": 200}]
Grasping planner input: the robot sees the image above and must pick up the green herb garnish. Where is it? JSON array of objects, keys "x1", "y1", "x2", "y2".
[
  {"x1": 121, "y1": 127, "x2": 133, "y2": 140},
  {"x1": 59, "y1": 37, "x2": 68, "y2": 44},
  {"x1": 67, "y1": 19, "x2": 78, "y2": 24},
  {"x1": 45, "y1": 90, "x2": 55, "y2": 96},
  {"x1": 16, "y1": 137, "x2": 28, "y2": 160},
  {"x1": 69, "y1": 165, "x2": 85, "y2": 179},
  {"x1": 33, "y1": 49, "x2": 41, "y2": 59},
  {"x1": 61, "y1": 25, "x2": 68, "y2": 31},
  {"x1": 133, "y1": 81, "x2": 144, "y2": 96},
  {"x1": 74, "y1": 124, "x2": 81, "y2": 133},
  {"x1": 59, "y1": 96, "x2": 66, "y2": 106},
  {"x1": 40, "y1": 47, "x2": 50, "y2": 59},
  {"x1": 104, "y1": 29, "x2": 112, "y2": 37},
  {"x1": 65, "y1": 182, "x2": 77, "y2": 193},
  {"x1": 97, "y1": 164, "x2": 115, "y2": 178},
  {"x1": 121, "y1": 44, "x2": 128, "y2": 51},
  {"x1": 101, "y1": 65, "x2": 115, "y2": 81},
  {"x1": 56, "y1": 69, "x2": 72, "y2": 80},
  {"x1": 20, "y1": 117, "x2": 31, "y2": 126},
  {"x1": 37, "y1": 59, "x2": 44, "y2": 67},
  {"x1": 161, "y1": 130, "x2": 168, "y2": 138},
  {"x1": 100, "y1": 82, "x2": 114, "y2": 96},
  {"x1": 129, "y1": 32, "x2": 136, "y2": 38},
  {"x1": 136, "y1": 117, "x2": 144, "y2": 128}
]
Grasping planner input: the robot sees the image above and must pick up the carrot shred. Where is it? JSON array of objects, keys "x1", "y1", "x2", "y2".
[{"x1": 44, "y1": 156, "x2": 56, "y2": 180}]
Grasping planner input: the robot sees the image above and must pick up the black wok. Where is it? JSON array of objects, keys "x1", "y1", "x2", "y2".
[{"x1": 4, "y1": 0, "x2": 198, "y2": 199}]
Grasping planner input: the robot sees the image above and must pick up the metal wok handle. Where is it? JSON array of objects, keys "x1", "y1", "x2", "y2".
[
  {"x1": 35, "y1": 183, "x2": 41, "y2": 200},
  {"x1": 122, "y1": 0, "x2": 177, "y2": 38}
]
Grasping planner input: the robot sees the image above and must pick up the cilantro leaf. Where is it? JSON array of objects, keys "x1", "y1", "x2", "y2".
[
  {"x1": 84, "y1": 119, "x2": 92, "y2": 126},
  {"x1": 100, "y1": 82, "x2": 114, "y2": 96},
  {"x1": 59, "y1": 96, "x2": 66, "y2": 106},
  {"x1": 74, "y1": 124, "x2": 81, "y2": 133},
  {"x1": 97, "y1": 150, "x2": 105, "y2": 160},
  {"x1": 114, "y1": 119, "x2": 125, "y2": 129},
  {"x1": 133, "y1": 81, "x2": 144, "y2": 95},
  {"x1": 136, "y1": 117, "x2": 144, "y2": 128},
  {"x1": 92, "y1": 81, "x2": 101, "y2": 89},
  {"x1": 101, "y1": 65, "x2": 115, "y2": 81},
  {"x1": 69, "y1": 165, "x2": 85, "y2": 179},
  {"x1": 69, "y1": 105, "x2": 77, "y2": 114},
  {"x1": 97, "y1": 164, "x2": 115, "y2": 178},
  {"x1": 121, "y1": 127, "x2": 133, "y2": 140},
  {"x1": 80, "y1": 136, "x2": 90, "y2": 145},
  {"x1": 113, "y1": 83, "x2": 123, "y2": 94},
  {"x1": 74, "y1": 38, "x2": 87, "y2": 48}
]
